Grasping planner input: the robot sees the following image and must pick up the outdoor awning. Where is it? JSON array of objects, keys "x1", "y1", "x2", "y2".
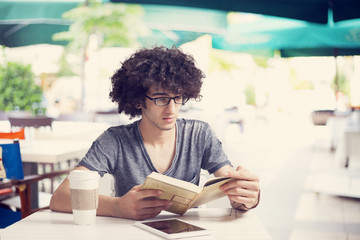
[
  {"x1": 0, "y1": 0, "x2": 82, "y2": 47},
  {"x1": 0, "y1": 0, "x2": 227, "y2": 48},
  {"x1": 108, "y1": 0, "x2": 360, "y2": 24},
  {"x1": 139, "y1": 4, "x2": 227, "y2": 47},
  {"x1": 2, "y1": 0, "x2": 359, "y2": 57},
  {"x1": 212, "y1": 16, "x2": 360, "y2": 57}
]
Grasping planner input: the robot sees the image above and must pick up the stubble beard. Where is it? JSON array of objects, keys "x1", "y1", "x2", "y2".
[{"x1": 155, "y1": 121, "x2": 176, "y2": 131}]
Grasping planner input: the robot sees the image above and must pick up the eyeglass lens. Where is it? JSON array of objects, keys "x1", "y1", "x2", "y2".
[{"x1": 155, "y1": 96, "x2": 184, "y2": 106}]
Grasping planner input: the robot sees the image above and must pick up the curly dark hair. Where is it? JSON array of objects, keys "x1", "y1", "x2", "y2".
[{"x1": 109, "y1": 46, "x2": 204, "y2": 118}]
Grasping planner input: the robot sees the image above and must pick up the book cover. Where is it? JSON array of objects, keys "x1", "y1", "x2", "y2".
[{"x1": 141, "y1": 172, "x2": 233, "y2": 215}]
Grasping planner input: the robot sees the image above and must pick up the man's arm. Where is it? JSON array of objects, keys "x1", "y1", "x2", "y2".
[
  {"x1": 49, "y1": 166, "x2": 86, "y2": 214},
  {"x1": 49, "y1": 166, "x2": 172, "y2": 220},
  {"x1": 214, "y1": 165, "x2": 260, "y2": 210}
]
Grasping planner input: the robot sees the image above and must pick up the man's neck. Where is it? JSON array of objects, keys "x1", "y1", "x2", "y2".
[{"x1": 139, "y1": 119, "x2": 176, "y2": 147}]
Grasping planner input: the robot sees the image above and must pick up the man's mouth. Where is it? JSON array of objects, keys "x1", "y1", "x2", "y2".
[{"x1": 163, "y1": 116, "x2": 176, "y2": 122}]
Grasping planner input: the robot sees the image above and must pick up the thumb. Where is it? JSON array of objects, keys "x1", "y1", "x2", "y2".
[
  {"x1": 132, "y1": 184, "x2": 143, "y2": 192},
  {"x1": 225, "y1": 166, "x2": 252, "y2": 180}
]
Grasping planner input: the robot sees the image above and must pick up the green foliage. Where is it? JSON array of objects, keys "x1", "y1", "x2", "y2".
[
  {"x1": 331, "y1": 71, "x2": 350, "y2": 96},
  {"x1": 252, "y1": 56, "x2": 270, "y2": 69},
  {"x1": 244, "y1": 84, "x2": 256, "y2": 105},
  {"x1": 210, "y1": 50, "x2": 240, "y2": 72},
  {"x1": 0, "y1": 62, "x2": 44, "y2": 114},
  {"x1": 290, "y1": 78, "x2": 314, "y2": 90},
  {"x1": 57, "y1": 52, "x2": 77, "y2": 77},
  {"x1": 53, "y1": 0, "x2": 147, "y2": 52},
  {"x1": 53, "y1": 0, "x2": 147, "y2": 80},
  {"x1": 288, "y1": 66, "x2": 314, "y2": 90}
]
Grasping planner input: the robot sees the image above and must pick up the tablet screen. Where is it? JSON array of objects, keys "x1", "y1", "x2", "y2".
[{"x1": 142, "y1": 219, "x2": 206, "y2": 234}]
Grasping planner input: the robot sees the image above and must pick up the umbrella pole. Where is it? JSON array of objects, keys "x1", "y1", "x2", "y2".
[
  {"x1": 80, "y1": 48, "x2": 86, "y2": 112},
  {"x1": 80, "y1": 34, "x2": 90, "y2": 112},
  {"x1": 351, "y1": 56, "x2": 360, "y2": 109},
  {"x1": 334, "y1": 48, "x2": 339, "y2": 110}
]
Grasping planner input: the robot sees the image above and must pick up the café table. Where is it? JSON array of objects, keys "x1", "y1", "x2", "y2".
[
  {"x1": 335, "y1": 120, "x2": 360, "y2": 168},
  {"x1": 20, "y1": 139, "x2": 91, "y2": 164},
  {"x1": 23, "y1": 139, "x2": 92, "y2": 204},
  {"x1": 0, "y1": 120, "x2": 110, "y2": 209},
  {"x1": 0, "y1": 208, "x2": 272, "y2": 240},
  {"x1": 308, "y1": 112, "x2": 360, "y2": 199},
  {"x1": 0, "y1": 139, "x2": 92, "y2": 210}
]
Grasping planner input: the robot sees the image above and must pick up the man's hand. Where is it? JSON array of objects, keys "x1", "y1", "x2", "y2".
[
  {"x1": 113, "y1": 185, "x2": 172, "y2": 220},
  {"x1": 217, "y1": 165, "x2": 260, "y2": 210}
]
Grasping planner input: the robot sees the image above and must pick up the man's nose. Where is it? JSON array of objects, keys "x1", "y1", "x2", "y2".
[{"x1": 165, "y1": 99, "x2": 177, "y2": 112}]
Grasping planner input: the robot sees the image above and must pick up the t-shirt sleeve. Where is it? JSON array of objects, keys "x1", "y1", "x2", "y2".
[
  {"x1": 200, "y1": 122, "x2": 232, "y2": 174},
  {"x1": 79, "y1": 129, "x2": 119, "y2": 177}
]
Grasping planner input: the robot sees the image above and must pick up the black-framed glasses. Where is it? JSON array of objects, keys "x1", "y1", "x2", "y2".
[{"x1": 145, "y1": 95, "x2": 189, "y2": 106}]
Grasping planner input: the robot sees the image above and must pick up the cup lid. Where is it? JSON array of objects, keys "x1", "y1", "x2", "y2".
[{"x1": 68, "y1": 170, "x2": 100, "y2": 180}]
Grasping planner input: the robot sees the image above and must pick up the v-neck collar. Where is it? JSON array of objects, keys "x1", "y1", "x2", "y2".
[{"x1": 135, "y1": 120, "x2": 179, "y2": 175}]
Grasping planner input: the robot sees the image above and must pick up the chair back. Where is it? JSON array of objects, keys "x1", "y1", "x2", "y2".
[
  {"x1": 0, "y1": 129, "x2": 25, "y2": 140},
  {"x1": 94, "y1": 109, "x2": 123, "y2": 125},
  {"x1": 0, "y1": 141, "x2": 24, "y2": 179},
  {"x1": 8, "y1": 116, "x2": 53, "y2": 130},
  {"x1": 0, "y1": 138, "x2": 68, "y2": 219},
  {"x1": 311, "y1": 110, "x2": 335, "y2": 126},
  {"x1": 0, "y1": 111, "x2": 8, "y2": 120},
  {"x1": 57, "y1": 112, "x2": 94, "y2": 122}
]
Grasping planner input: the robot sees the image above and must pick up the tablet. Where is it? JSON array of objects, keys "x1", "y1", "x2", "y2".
[{"x1": 134, "y1": 218, "x2": 212, "y2": 239}]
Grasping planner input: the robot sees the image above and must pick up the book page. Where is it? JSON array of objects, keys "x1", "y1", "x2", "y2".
[
  {"x1": 141, "y1": 173, "x2": 201, "y2": 215},
  {"x1": 203, "y1": 176, "x2": 232, "y2": 187},
  {"x1": 145, "y1": 172, "x2": 202, "y2": 193},
  {"x1": 191, "y1": 177, "x2": 233, "y2": 207}
]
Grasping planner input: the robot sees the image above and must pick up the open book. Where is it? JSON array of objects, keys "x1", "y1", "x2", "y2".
[{"x1": 141, "y1": 172, "x2": 233, "y2": 215}]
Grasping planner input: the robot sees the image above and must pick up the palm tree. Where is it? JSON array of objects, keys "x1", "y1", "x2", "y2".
[{"x1": 53, "y1": 0, "x2": 148, "y2": 110}]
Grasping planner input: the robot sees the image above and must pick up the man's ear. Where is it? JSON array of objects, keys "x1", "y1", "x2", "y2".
[{"x1": 135, "y1": 102, "x2": 142, "y2": 109}]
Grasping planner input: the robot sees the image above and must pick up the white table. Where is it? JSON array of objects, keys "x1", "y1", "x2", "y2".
[
  {"x1": 308, "y1": 112, "x2": 360, "y2": 199},
  {"x1": 0, "y1": 139, "x2": 93, "y2": 209},
  {"x1": 326, "y1": 115, "x2": 349, "y2": 150},
  {"x1": 0, "y1": 120, "x2": 110, "y2": 209},
  {"x1": 19, "y1": 139, "x2": 91, "y2": 164},
  {"x1": 335, "y1": 127, "x2": 360, "y2": 168},
  {"x1": 0, "y1": 208, "x2": 272, "y2": 240},
  {"x1": 23, "y1": 139, "x2": 92, "y2": 203}
]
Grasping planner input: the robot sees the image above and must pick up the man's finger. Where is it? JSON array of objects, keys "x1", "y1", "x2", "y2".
[
  {"x1": 225, "y1": 168, "x2": 258, "y2": 181},
  {"x1": 138, "y1": 189, "x2": 163, "y2": 199},
  {"x1": 132, "y1": 185, "x2": 143, "y2": 192},
  {"x1": 236, "y1": 165, "x2": 243, "y2": 172},
  {"x1": 221, "y1": 179, "x2": 258, "y2": 192},
  {"x1": 223, "y1": 187, "x2": 258, "y2": 199},
  {"x1": 141, "y1": 198, "x2": 172, "y2": 209}
]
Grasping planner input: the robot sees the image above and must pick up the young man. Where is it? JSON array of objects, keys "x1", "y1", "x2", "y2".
[{"x1": 50, "y1": 46, "x2": 260, "y2": 220}]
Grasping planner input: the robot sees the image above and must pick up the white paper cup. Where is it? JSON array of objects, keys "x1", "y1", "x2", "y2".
[{"x1": 68, "y1": 170, "x2": 100, "y2": 225}]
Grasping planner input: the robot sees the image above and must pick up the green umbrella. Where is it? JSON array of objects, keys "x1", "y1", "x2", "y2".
[
  {"x1": 212, "y1": 16, "x2": 360, "y2": 57},
  {"x1": 0, "y1": 1, "x2": 227, "y2": 48},
  {"x1": 0, "y1": 0, "x2": 82, "y2": 47},
  {"x1": 109, "y1": 0, "x2": 360, "y2": 24},
  {"x1": 212, "y1": 15, "x2": 360, "y2": 112},
  {"x1": 139, "y1": 4, "x2": 227, "y2": 48},
  {"x1": 281, "y1": 18, "x2": 360, "y2": 57}
]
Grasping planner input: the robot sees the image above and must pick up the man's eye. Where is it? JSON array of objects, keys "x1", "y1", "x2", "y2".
[
  {"x1": 174, "y1": 96, "x2": 182, "y2": 100},
  {"x1": 157, "y1": 98, "x2": 168, "y2": 103}
]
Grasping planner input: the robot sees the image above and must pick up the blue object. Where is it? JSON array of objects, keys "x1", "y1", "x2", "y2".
[
  {"x1": 0, "y1": 206, "x2": 21, "y2": 228},
  {"x1": 0, "y1": 142, "x2": 24, "y2": 180}
]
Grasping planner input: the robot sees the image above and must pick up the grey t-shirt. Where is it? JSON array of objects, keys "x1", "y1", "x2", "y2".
[{"x1": 79, "y1": 118, "x2": 232, "y2": 197}]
